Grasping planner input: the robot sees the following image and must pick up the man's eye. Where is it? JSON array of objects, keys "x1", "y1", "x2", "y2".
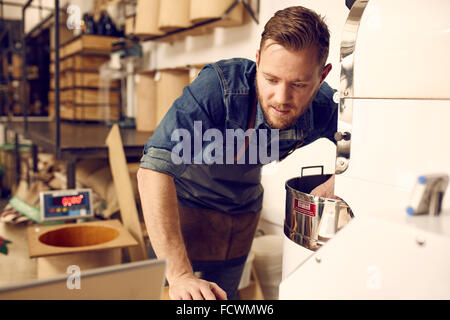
[
  {"x1": 293, "y1": 83, "x2": 306, "y2": 88},
  {"x1": 266, "y1": 78, "x2": 277, "y2": 84}
]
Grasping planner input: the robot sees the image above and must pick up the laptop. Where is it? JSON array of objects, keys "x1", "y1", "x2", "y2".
[{"x1": 0, "y1": 259, "x2": 166, "y2": 300}]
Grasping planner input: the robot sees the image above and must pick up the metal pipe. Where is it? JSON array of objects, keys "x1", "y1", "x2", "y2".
[
  {"x1": 22, "y1": 2, "x2": 29, "y2": 132},
  {"x1": 23, "y1": 0, "x2": 34, "y2": 11},
  {"x1": 242, "y1": 0, "x2": 259, "y2": 24},
  {"x1": 14, "y1": 132, "x2": 20, "y2": 186},
  {"x1": 32, "y1": 143, "x2": 38, "y2": 172},
  {"x1": 54, "y1": 0, "x2": 60, "y2": 152},
  {"x1": 0, "y1": 29, "x2": 7, "y2": 43}
]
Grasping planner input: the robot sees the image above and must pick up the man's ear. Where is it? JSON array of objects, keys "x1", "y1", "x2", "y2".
[
  {"x1": 255, "y1": 50, "x2": 260, "y2": 67},
  {"x1": 320, "y1": 63, "x2": 332, "y2": 83}
]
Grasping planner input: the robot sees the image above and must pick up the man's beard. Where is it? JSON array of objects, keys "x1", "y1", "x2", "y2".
[{"x1": 255, "y1": 78, "x2": 300, "y2": 130}]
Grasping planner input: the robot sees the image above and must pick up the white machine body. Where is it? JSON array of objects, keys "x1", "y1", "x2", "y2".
[
  {"x1": 280, "y1": 214, "x2": 450, "y2": 299},
  {"x1": 280, "y1": 0, "x2": 450, "y2": 299}
]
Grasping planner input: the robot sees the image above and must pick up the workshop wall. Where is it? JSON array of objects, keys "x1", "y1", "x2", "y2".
[
  {"x1": 141, "y1": 0, "x2": 349, "y2": 236},
  {"x1": 135, "y1": 0, "x2": 349, "y2": 235},
  {"x1": 17, "y1": 0, "x2": 350, "y2": 236},
  {"x1": 142, "y1": 0, "x2": 349, "y2": 90}
]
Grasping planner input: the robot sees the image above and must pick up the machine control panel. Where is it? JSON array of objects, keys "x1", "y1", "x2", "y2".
[{"x1": 40, "y1": 189, "x2": 94, "y2": 222}]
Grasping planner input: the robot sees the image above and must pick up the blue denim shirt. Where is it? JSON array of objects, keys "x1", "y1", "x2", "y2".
[{"x1": 140, "y1": 58, "x2": 337, "y2": 213}]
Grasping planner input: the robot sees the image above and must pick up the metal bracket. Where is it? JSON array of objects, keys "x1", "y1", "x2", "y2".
[
  {"x1": 335, "y1": 0, "x2": 369, "y2": 174},
  {"x1": 241, "y1": 0, "x2": 260, "y2": 24}
]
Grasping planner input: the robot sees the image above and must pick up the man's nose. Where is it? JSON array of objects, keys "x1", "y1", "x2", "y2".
[{"x1": 273, "y1": 83, "x2": 292, "y2": 105}]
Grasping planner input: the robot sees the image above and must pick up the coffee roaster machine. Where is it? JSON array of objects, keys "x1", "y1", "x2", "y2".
[{"x1": 279, "y1": 0, "x2": 450, "y2": 299}]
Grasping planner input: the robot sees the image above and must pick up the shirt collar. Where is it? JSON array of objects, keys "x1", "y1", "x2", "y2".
[{"x1": 255, "y1": 100, "x2": 314, "y2": 141}]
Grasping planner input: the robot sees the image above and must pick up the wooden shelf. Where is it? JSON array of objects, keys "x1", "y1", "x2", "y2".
[
  {"x1": 58, "y1": 35, "x2": 120, "y2": 59},
  {"x1": 2, "y1": 120, "x2": 151, "y2": 160}
]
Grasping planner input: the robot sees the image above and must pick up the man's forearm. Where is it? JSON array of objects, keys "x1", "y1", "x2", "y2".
[{"x1": 137, "y1": 167, "x2": 193, "y2": 283}]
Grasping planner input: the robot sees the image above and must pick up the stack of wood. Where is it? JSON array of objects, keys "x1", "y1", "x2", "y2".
[{"x1": 49, "y1": 34, "x2": 121, "y2": 122}]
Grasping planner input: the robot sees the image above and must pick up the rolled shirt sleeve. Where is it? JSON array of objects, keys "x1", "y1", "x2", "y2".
[{"x1": 140, "y1": 65, "x2": 225, "y2": 178}]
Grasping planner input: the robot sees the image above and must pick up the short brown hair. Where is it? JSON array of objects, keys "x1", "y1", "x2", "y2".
[{"x1": 260, "y1": 6, "x2": 330, "y2": 67}]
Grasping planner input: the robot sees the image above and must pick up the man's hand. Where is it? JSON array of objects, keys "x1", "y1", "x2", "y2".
[
  {"x1": 310, "y1": 174, "x2": 340, "y2": 199},
  {"x1": 169, "y1": 273, "x2": 227, "y2": 300}
]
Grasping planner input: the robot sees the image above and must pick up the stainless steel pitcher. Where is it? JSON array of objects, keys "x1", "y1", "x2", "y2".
[{"x1": 284, "y1": 166, "x2": 354, "y2": 251}]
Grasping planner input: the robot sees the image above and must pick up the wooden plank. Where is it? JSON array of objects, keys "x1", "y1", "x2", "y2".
[
  {"x1": 75, "y1": 72, "x2": 100, "y2": 88},
  {"x1": 60, "y1": 102, "x2": 75, "y2": 120},
  {"x1": 74, "y1": 55, "x2": 110, "y2": 71},
  {"x1": 27, "y1": 219, "x2": 138, "y2": 258},
  {"x1": 60, "y1": 57, "x2": 70, "y2": 71},
  {"x1": 48, "y1": 103, "x2": 55, "y2": 119},
  {"x1": 64, "y1": 56, "x2": 74, "y2": 70},
  {"x1": 55, "y1": 55, "x2": 110, "y2": 72},
  {"x1": 37, "y1": 250, "x2": 121, "y2": 279},
  {"x1": 63, "y1": 35, "x2": 119, "y2": 57},
  {"x1": 51, "y1": 72, "x2": 119, "y2": 89},
  {"x1": 60, "y1": 89, "x2": 71, "y2": 102},
  {"x1": 75, "y1": 105, "x2": 120, "y2": 122},
  {"x1": 61, "y1": 72, "x2": 70, "y2": 88},
  {"x1": 58, "y1": 88, "x2": 120, "y2": 105},
  {"x1": 105, "y1": 124, "x2": 147, "y2": 262},
  {"x1": 74, "y1": 72, "x2": 120, "y2": 88},
  {"x1": 50, "y1": 73, "x2": 70, "y2": 89}
]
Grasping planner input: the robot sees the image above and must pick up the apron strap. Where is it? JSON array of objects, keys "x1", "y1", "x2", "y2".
[{"x1": 234, "y1": 95, "x2": 258, "y2": 162}]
